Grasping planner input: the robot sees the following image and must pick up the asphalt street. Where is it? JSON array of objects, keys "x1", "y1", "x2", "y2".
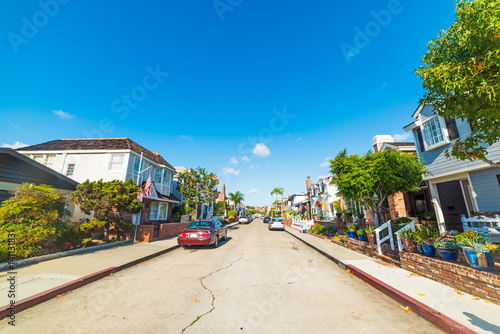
[{"x1": 1, "y1": 218, "x2": 442, "y2": 333}]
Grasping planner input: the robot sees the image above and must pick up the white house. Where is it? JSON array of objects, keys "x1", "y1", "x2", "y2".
[
  {"x1": 307, "y1": 176, "x2": 340, "y2": 220},
  {"x1": 404, "y1": 103, "x2": 500, "y2": 230},
  {"x1": 17, "y1": 138, "x2": 180, "y2": 224}
]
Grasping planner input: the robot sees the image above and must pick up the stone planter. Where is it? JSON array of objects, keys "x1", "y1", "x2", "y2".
[
  {"x1": 366, "y1": 233, "x2": 376, "y2": 245},
  {"x1": 402, "y1": 238, "x2": 417, "y2": 253}
]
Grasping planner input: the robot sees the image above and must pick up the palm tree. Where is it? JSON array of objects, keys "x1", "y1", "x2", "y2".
[
  {"x1": 270, "y1": 187, "x2": 284, "y2": 216},
  {"x1": 228, "y1": 191, "x2": 245, "y2": 214}
]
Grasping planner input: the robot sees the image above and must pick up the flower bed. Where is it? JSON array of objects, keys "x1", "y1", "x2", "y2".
[{"x1": 400, "y1": 251, "x2": 500, "y2": 305}]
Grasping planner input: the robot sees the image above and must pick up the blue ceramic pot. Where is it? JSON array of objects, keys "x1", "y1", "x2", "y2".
[
  {"x1": 462, "y1": 247, "x2": 495, "y2": 271},
  {"x1": 437, "y1": 249, "x2": 458, "y2": 262},
  {"x1": 347, "y1": 231, "x2": 356, "y2": 239},
  {"x1": 358, "y1": 235, "x2": 366, "y2": 242},
  {"x1": 421, "y1": 244, "x2": 436, "y2": 257}
]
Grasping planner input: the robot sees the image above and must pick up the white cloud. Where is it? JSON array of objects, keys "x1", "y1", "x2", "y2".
[
  {"x1": 179, "y1": 135, "x2": 194, "y2": 141},
  {"x1": 1, "y1": 141, "x2": 28, "y2": 149},
  {"x1": 249, "y1": 165, "x2": 260, "y2": 170},
  {"x1": 252, "y1": 143, "x2": 270, "y2": 157},
  {"x1": 296, "y1": 137, "x2": 302, "y2": 142},
  {"x1": 222, "y1": 168, "x2": 240, "y2": 175},
  {"x1": 320, "y1": 157, "x2": 331, "y2": 168},
  {"x1": 230, "y1": 157, "x2": 238, "y2": 164},
  {"x1": 241, "y1": 156, "x2": 249, "y2": 162},
  {"x1": 247, "y1": 188, "x2": 259, "y2": 194},
  {"x1": 53, "y1": 109, "x2": 72, "y2": 120},
  {"x1": 393, "y1": 133, "x2": 412, "y2": 141}
]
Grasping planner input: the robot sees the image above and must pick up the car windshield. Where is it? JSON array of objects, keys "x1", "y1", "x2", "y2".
[{"x1": 188, "y1": 221, "x2": 212, "y2": 229}]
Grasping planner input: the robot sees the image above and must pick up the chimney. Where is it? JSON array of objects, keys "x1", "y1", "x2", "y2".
[
  {"x1": 371, "y1": 135, "x2": 394, "y2": 153},
  {"x1": 306, "y1": 176, "x2": 312, "y2": 190},
  {"x1": 222, "y1": 183, "x2": 225, "y2": 195}
]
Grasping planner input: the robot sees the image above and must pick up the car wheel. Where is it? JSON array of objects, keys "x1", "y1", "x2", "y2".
[
  {"x1": 223, "y1": 231, "x2": 227, "y2": 241},
  {"x1": 213, "y1": 236, "x2": 219, "y2": 248}
]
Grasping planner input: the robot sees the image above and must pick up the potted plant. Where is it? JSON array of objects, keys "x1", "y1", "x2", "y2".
[
  {"x1": 456, "y1": 230, "x2": 497, "y2": 271},
  {"x1": 356, "y1": 228, "x2": 367, "y2": 242},
  {"x1": 400, "y1": 228, "x2": 418, "y2": 253},
  {"x1": 346, "y1": 223, "x2": 358, "y2": 239},
  {"x1": 414, "y1": 226, "x2": 442, "y2": 257},
  {"x1": 365, "y1": 225, "x2": 376, "y2": 245},
  {"x1": 434, "y1": 240, "x2": 461, "y2": 262}
]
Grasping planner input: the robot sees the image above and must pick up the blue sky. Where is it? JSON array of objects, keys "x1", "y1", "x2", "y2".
[{"x1": 0, "y1": 0, "x2": 457, "y2": 206}]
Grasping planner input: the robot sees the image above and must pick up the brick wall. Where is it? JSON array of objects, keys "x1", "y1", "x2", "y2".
[
  {"x1": 135, "y1": 222, "x2": 190, "y2": 243},
  {"x1": 400, "y1": 252, "x2": 500, "y2": 305},
  {"x1": 343, "y1": 237, "x2": 400, "y2": 264}
]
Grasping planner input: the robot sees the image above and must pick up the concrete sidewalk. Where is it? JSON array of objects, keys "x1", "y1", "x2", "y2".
[
  {"x1": 285, "y1": 226, "x2": 500, "y2": 334},
  {"x1": 0, "y1": 236, "x2": 180, "y2": 319}
]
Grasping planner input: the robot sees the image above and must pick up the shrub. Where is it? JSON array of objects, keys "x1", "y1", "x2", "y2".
[{"x1": 228, "y1": 210, "x2": 236, "y2": 218}]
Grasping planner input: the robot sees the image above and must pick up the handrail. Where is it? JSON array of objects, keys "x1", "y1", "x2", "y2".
[{"x1": 374, "y1": 220, "x2": 394, "y2": 255}]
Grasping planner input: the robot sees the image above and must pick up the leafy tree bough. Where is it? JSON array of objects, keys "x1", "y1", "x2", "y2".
[
  {"x1": 329, "y1": 149, "x2": 426, "y2": 226},
  {"x1": 416, "y1": 0, "x2": 500, "y2": 167},
  {"x1": 177, "y1": 167, "x2": 219, "y2": 219}
]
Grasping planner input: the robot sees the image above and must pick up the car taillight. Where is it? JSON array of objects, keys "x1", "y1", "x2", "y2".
[
  {"x1": 179, "y1": 232, "x2": 188, "y2": 237},
  {"x1": 199, "y1": 231, "x2": 210, "y2": 238}
]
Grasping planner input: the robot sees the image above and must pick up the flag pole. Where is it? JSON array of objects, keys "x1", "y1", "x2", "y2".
[{"x1": 134, "y1": 152, "x2": 144, "y2": 243}]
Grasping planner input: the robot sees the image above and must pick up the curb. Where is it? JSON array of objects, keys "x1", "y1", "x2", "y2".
[
  {"x1": 0, "y1": 240, "x2": 133, "y2": 272},
  {"x1": 284, "y1": 228, "x2": 476, "y2": 334},
  {"x1": 0, "y1": 244, "x2": 180, "y2": 320}
]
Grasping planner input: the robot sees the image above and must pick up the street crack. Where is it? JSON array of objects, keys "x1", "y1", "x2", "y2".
[{"x1": 181, "y1": 253, "x2": 244, "y2": 334}]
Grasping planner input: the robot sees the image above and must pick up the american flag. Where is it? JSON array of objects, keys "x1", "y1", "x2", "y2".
[{"x1": 144, "y1": 176, "x2": 153, "y2": 197}]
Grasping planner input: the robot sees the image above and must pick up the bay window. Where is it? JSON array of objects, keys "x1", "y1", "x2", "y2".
[
  {"x1": 108, "y1": 154, "x2": 124, "y2": 171},
  {"x1": 421, "y1": 116, "x2": 449, "y2": 150},
  {"x1": 149, "y1": 202, "x2": 169, "y2": 220}
]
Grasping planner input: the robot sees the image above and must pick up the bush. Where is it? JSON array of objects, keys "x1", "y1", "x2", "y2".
[
  {"x1": 0, "y1": 183, "x2": 71, "y2": 261},
  {"x1": 228, "y1": 210, "x2": 236, "y2": 218}
]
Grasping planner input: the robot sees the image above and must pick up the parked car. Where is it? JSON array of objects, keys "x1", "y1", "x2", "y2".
[
  {"x1": 239, "y1": 215, "x2": 249, "y2": 224},
  {"x1": 177, "y1": 220, "x2": 227, "y2": 248},
  {"x1": 269, "y1": 218, "x2": 285, "y2": 231},
  {"x1": 263, "y1": 216, "x2": 270, "y2": 223}
]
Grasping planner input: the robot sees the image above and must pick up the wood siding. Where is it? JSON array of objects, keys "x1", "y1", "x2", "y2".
[
  {"x1": 469, "y1": 168, "x2": 500, "y2": 212},
  {"x1": 417, "y1": 105, "x2": 500, "y2": 179}
]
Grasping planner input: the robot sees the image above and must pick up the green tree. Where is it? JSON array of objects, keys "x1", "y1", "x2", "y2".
[
  {"x1": 0, "y1": 183, "x2": 71, "y2": 260},
  {"x1": 271, "y1": 187, "x2": 284, "y2": 213},
  {"x1": 177, "y1": 167, "x2": 219, "y2": 218},
  {"x1": 71, "y1": 179, "x2": 142, "y2": 239},
  {"x1": 415, "y1": 0, "x2": 500, "y2": 167},
  {"x1": 329, "y1": 149, "x2": 426, "y2": 226},
  {"x1": 228, "y1": 191, "x2": 245, "y2": 213}
]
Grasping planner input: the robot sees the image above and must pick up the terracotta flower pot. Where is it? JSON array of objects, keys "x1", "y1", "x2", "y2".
[
  {"x1": 367, "y1": 233, "x2": 376, "y2": 245},
  {"x1": 402, "y1": 238, "x2": 417, "y2": 253}
]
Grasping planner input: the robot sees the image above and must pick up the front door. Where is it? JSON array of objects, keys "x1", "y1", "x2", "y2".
[{"x1": 436, "y1": 180, "x2": 469, "y2": 231}]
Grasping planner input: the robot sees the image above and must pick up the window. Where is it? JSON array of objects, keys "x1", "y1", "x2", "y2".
[
  {"x1": 108, "y1": 154, "x2": 124, "y2": 171},
  {"x1": 163, "y1": 170, "x2": 170, "y2": 186},
  {"x1": 150, "y1": 202, "x2": 168, "y2": 220},
  {"x1": 66, "y1": 164, "x2": 75, "y2": 176},
  {"x1": 497, "y1": 175, "x2": 500, "y2": 187},
  {"x1": 150, "y1": 202, "x2": 159, "y2": 219},
  {"x1": 154, "y1": 168, "x2": 162, "y2": 184},
  {"x1": 44, "y1": 155, "x2": 56, "y2": 168},
  {"x1": 133, "y1": 157, "x2": 141, "y2": 174},
  {"x1": 33, "y1": 155, "x2": 44, "y2": 164},
  {"x1": 422, "y1": 117, "x2": 447, "y2": 149}
]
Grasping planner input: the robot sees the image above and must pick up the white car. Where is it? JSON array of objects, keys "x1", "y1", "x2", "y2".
[
  {"x1": 268, "y1": 218, "x2": 285, "y2": 231},
  {"x1": 239, "y1": 216, "x2": 249, "y2": 224}
]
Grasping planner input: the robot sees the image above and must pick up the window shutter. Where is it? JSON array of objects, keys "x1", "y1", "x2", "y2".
[
  {"x1": 415, "y1": 128, "x2": 425, "y2": 152},
  {"x1": 445, "y1": 118, "x2": 459, "y2": 140}
]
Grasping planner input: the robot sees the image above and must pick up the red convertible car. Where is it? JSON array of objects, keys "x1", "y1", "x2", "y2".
[{"x1": 177, "y1": 219, "x2": 227, "y2": 248}]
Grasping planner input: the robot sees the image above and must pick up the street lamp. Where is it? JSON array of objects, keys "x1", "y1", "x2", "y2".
[{"x1": 372, "y1": 194, "x2": 380, "y2": 226}]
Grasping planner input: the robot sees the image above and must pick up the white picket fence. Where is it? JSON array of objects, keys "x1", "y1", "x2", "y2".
[
  {"x1": 462, "y1": 214, "x2": 500, "y2": 243},
  {"x1": 291, "y1": 218, "x2": 314, "y2": 232},
  {"x1": 374, "y1": 220, "x2": 395, "y2": 255},
  {"x1": 395, "y1": 221, "x2": 415, "y2": 252}
]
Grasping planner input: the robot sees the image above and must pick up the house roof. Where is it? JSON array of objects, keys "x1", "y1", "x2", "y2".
[
  {"x1": 17, "y1": 138, "x2": 175, "y2": 170},
  {"x1": 389, "y1": 142, "x2": 415, "y2": 147}
]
